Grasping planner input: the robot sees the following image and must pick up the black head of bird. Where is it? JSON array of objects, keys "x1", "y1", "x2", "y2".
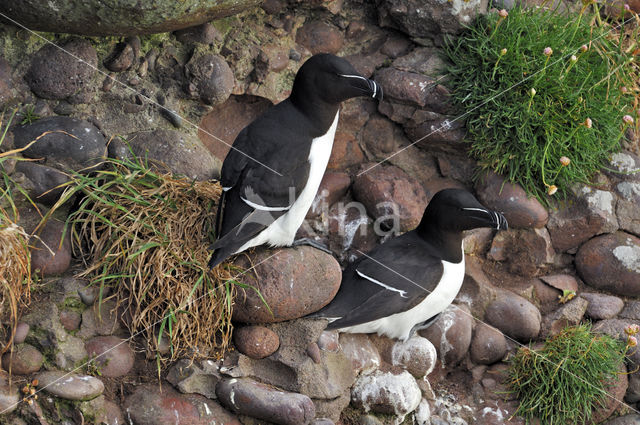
[{"x1": 291, "y1": 53, "x2": 383, "y2": 106}]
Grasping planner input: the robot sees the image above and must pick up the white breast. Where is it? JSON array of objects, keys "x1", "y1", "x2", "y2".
[
  {"x1": 234, "y1": 111, "x2": 339, "y2": 253},
  {"x1": 337, "y1": 251, "x2": 466, "y2": 341}
]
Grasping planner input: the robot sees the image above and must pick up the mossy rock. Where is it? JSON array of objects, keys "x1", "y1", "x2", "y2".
[{"x1": 0, "y1": 0, "x2": 261, "y2": 36}]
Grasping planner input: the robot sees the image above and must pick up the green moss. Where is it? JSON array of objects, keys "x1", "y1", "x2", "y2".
[{"x1": 58, "y1": 296, "x2": 85, "y2": 313}]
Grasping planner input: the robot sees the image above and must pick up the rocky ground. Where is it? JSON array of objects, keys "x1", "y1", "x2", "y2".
[{"x1": 1, "y1": 0, "x2": 640, "y2": 424}]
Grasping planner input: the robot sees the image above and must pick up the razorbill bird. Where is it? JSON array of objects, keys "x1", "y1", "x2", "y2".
[
  {"x1": 208, "y1": 54, "x2": 383, "y2": 269},
  {"x1": 309, "y1": 189, "x2": 508, "y2": 341}
]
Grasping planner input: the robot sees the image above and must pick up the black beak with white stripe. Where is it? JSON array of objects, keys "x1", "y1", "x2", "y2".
[
  {"x1": 208, "y1": 54, "x2": 382, "y2": 269},
  {"x1": 308, "y1": 189, "x2": 507, "y2": 341}
]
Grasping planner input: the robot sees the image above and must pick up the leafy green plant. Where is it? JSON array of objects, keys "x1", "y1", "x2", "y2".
[
  {"x1": 19, "y1": 105, "x2": 40, "y2": 125},
  {"x1": 508, "y1": 324, "x2": 626, "y2": 424},
  {"x1": 444, "y1": 5, "x2": 637, "y2": 202}
]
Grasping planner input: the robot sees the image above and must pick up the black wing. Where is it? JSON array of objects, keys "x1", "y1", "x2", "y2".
[{"x1": 314, "y1": 233, "x2": 444, "y2": 328}]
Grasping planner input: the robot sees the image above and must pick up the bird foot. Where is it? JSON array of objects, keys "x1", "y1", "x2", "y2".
[{"x1": 292, "y1": 238, "x2": 333, "y2": 255}]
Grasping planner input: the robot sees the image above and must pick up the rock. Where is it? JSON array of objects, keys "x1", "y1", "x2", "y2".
[
  {"x1": 485, "y1": 291, "x2": 541, "y2": 342},
  {"x1": 339, "y1": 333, "x2": 381, "y2": 375},
  {"x1": 352, "y1": 164, "x2": 428, "y2": 232},
  {"x1": 79, "y1": 299, "x2": 124, "y2": 338},
  {"x1": 463, "y1": 228, "x2": 493, "y2": 256},
  {"x1": 380, "y1": 34, "x2": 413, "y2": 59},
  {"x1": 36, "y1": 371, "x2": 104, "y2": 401},
  {"x1": 78, "y1": 395, "x2": 125, "y2": 425},
  {"x1": 21, "y1": 303, "x2": 88, "y2": 370},
  {"x1": 576, "y1": 232, "x2": 640, "y2": 297},
  {"x1": 617, "y1": 198, "x2": 640, "y2": 237},
  {"x1": 606, "y1": 151, "x2": 640, "y2": 182},
  {"x1": 539, "y1": 274, "x2": 578, "y2": 293},
  {"x1": 414, "y1": 399, "x2": 432, "y2": 424},
  {"x1": 103, "y1": 42, "x2": 135, "y2": 72},
  {"x1": 216, "y1": 378, "x2": 315, "y2": 425},
  {"x1": 374, "y1": 67, "x2": 450, "y2": 112},
  {"x1": 25, "y1": 38, "x2": 97, "y2": 100},
  {"x1": 390, "y1": 336, "x2": 437, "y2": 378},
  {"x1": 296, "y1": 21, "x2": 344, "y2": 55},
  {"x1": 14, "y1": 323, "x2": 29, "y2": 344},
  {"x1": 420, "y1": 304, "x2": 473, "y2": 367},
  {"x1": 0, "y1": 57, "x2": 18, "y2": 108},
  {"x1": 487, "y1": 228, "x2": 555, "y2": 277},
  {"x1": 125, "y1": 383, "x2": 241, "y2": 425},
  {"x1": 327, "y1": 131, "x2": 365, "y2": 170},
  {"x1": 593, "y1": 319, "x2": 640, "y2": 341},
  {"x1": 317, "y1": 331, "x2": 340, "y2": 352},
  {"x1": 59, "y1": 310, "x2": 81, "y2": 331},
  {"x1": 233, "y1": 247, "x2": 341, "y2": 323},
  {"x1": 377, "y1": 0, "x2": 489, "y2": 37},
  {"x1": 0, "y1": 0, "x2": 261, "y2": 36},
  {"x1": 308, "y1": 172, "x2": 351, "y2": 218},
  {"x1": 127, "y1": 128, "x2": 221, "y2": 180},
  {"x1": 85, "y1": 336, "x2": 134, "y2": 377},
  {"x1": 166, "y1": 359, "x2": 221, "y2": 399},
  {"x1": 592, "y1": 363, "x2": 629, "y2": 424},
  {"x1": 198, "y1": 95, "x2": 272, "y2": 163},
  {"x1": 581, "y1": 293, "x2": 624, "y2": 320},
  {"x1": 77, "y1": 282, "x2": 110, "y2": 305},
  {"x1": 1, "y1": 343, "x2": 43, "y2": 374},
  {"x1": 0, "y1": 370, "x2": 20, "y2": 414},
  {"x1": 620, "y1": 302, "x2": 640, "y2": 320},
  {"x1": 603, "y1": 415, "x2": 640, "y2": 425},
  {"x1": 351, "y1": 369, "x2": 422, "y2": 419},
  {"x1": 475, "y1": 171, "x2": 548, "y2": 228},
  {"x1": 469, "y1": 323, "x2": 507, "y2": 365},
  {"x1": 393, "y1": 47, "x2": 447, "y2": 77},
  {"x1": 29, "y1": 219, "x2": 71, "y2": 276},
  {"x1": 12, "y1": 116, "x2": 107, "y2": 172},
  {"x1": 233, "y1": 325, "x2": 280, "y2": 359},
  {"x1": 361, "y1": 115, "x2": 397, "y2": 157},
  {"x1": 14, "y1": 162, "x2": 70, "y2": 206},
  {"x1": 223, "y1": 319, "x2": 355, "y2": 401},
  {"x1": 405, "y1": 115, "x2": 468, "y2": 155},
  {"x1": 326, "y1": 200, "x2": 378, "y2": 261},
  {"x1": 540, "y1": 297, "x2": 588, "y2": 338},
  {"x1": 174, "y1": 23, "x2": 221, "y2": 45},
  {"x1": 547, "y1": 189, "x2": 620, "y2": 253},
  {"x1": 311, "y1": 419, "x2": 335, "y2": 425},
  {"x1": 185, "y1": 53, "x2": 235, "y2": 106}
]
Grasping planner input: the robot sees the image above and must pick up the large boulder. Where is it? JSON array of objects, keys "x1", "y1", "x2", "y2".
[
  {"x1": 12, "y1": 116, "x2": 107, "y2": 172},
  {"x1": 0, "y1": 0, "x2": 261, "y2": 36},
  {"x1": 576, "y1": 232, "x2": 640, "y2": 297},
  {"x1": 377, "y1": 0, "x2": 490, "y2": 39},
  {"x1": 233, "y1": 247, "x2": 341, "y2": 324}
]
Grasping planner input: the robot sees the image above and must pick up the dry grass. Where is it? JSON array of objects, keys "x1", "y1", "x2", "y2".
[
  {"x1": 51, "y1": 150, "x2": 238, "y2": 364},
  {"x1": 0, "y1": 111, "x2": 32, "y2": 353}
]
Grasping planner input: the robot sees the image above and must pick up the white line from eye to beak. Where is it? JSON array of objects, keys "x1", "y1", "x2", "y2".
[{"x1": 338, "y1": 74, "x2": 377, "y2": 98}]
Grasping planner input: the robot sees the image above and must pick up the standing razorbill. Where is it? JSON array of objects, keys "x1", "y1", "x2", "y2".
[
  {"x1": 208, "y1": 54, "x2": 382, "y2": 269},
  {"x1": 309, "y1": 189, "x2": 508, "y2": 341}
]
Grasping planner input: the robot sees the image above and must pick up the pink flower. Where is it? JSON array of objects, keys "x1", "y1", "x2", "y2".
[
  {"x1": 580, "y1": 44, "x2": 588, "y2": 53},
  {"x1": 584, "y1": 118, "x2": 593, "y2": 128},
  {"x1": 625, "y1": 4, "x2": 631, "y2": 10},
  {"x1": 570, "y1": 55, "x2": 577, "y2": 63},
  {"x1": 501, "y1": 48, "x2": 507, "y2": 56},
  {"x1": 560, "y1": 156, "x2": 570, "y2": 166},
  {"x1": 547, "y1": 185, "x2": 558, "y2": 195},
  {"x1": 621, "y1": 86, "x2": 629, "y2": 94},
  {"x1": 628, "y1": 335, "x2": 638, "y2": 347},
  {"x1": 625, "y1": 324, "x2": 640, "y2": 335},
  {"x1": 543, "y1": 47, "x2": 553, "y2": 56},
  {"x1": 499, "y1": 9, "x2": 509, "y2": 17},
  {"x1": 623, "y1": 115, "x2": 634, "y2": 125}
]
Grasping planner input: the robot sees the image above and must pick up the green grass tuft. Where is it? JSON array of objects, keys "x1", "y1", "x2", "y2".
[
  {"x1": 444, "y1": 5, "x2": 637, "y2": 202},
  {"x1": 508, "y1": 324, "x2": 626, "y2": 424}
]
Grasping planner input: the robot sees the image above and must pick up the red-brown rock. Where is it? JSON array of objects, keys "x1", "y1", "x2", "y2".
[
  {"x1": 485, "y1": 291, "x2": 541, "y2": 342},
  {"x1": 296, "y1": 21, "x2": 344, "y2": 55},
  {"x1": 30, "y1": 219, "x2": 71, "y2": 276},
  {"x1": 2, "y1": 343, "x2": 44, "y2": 374},
  {"x1": 233, "y1": 246, "x2": 342, "y2": 323},
  {"x1": 470, "y1": 323, "x2": 507, "y2": 365},
  {"x1": 233, "y1": 325, "x2": 280, "y2": 359},
  {"x1": 328, "y1": 130, "x2": 365, "y2": 170},
  {"x1": 85, "y1": 336, "x2": 134, "y2": 377},
  {"x1": 576, "y1": 232, "x2": 640, "y2": 297},
  {"x1": 475, "y1": 171, "x2": 548, "y2": 229},
  {"x1": 307, "y1": 172, "x2": 351, "y2": 218},
  {"x1": 198, "y1": 95, "x2": 272, "y2": 163},
  {"x1": 216, "y1": 378, "x2": 315, "y2": 425},
  {"x1": 420, "y1": 304, "x2": 473, "y2": 367},
  {"x1": 125, "y1": 384, "x2": 241, "y2": 425},
  {"x1": 352, "y1": 164, "x2": 428, "y2": 232}
]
